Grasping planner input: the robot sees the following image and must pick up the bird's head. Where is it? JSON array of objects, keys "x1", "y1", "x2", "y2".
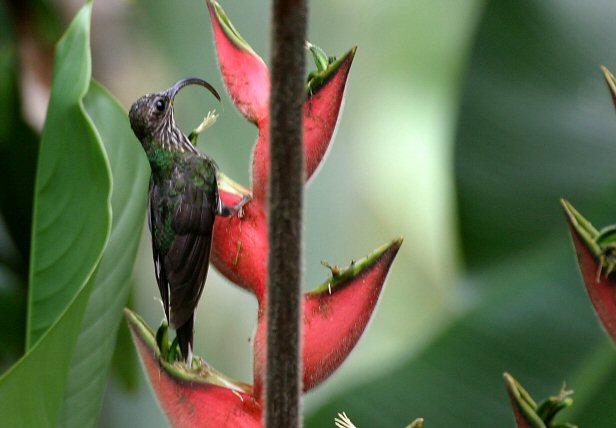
[{"x1": 129, "y1": 78, "x2": 221, "y2": 145}]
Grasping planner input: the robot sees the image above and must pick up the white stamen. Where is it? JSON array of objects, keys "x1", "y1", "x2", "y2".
[
  {"x1": 335, "y1": 412, "x2": 358, "y2": 428},
  {"x1": 195, "y1": 110, "x2": 218, "y2": 135}
]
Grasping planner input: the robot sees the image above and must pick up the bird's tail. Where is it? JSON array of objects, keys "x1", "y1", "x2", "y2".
[{"x1": 176, "y1": 316, "x2": 194, "y2": 364}]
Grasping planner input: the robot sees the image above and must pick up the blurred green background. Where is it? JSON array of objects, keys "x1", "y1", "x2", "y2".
[{"x1": 3, "y1": 0, "x2": 616, "y2": 426}]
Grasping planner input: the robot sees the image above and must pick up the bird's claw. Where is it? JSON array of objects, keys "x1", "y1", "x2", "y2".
[{"x1": 236, "y1": 194, "x2": 251, "y2": 219}]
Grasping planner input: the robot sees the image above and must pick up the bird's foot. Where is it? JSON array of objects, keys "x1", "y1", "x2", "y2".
[
  {"x1": 218, "y1": 192, "x2": 252, "y2": 218},
  {"x1": 216, "y1": 172, "x2": 252, "y2": 219},
  {"x1": 236, "y1": 194, "x2": 251, "y2": 219}
]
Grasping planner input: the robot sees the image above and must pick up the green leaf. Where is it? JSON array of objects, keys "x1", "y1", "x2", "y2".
[
  {"x1": 110, "y1": 305, "x2": 139, "y2": 391},
  {"x1": 26, "y1": 0, "x2": 111, "y2": 348},
  {"x1": 0, "y1": 280, "x2": 94, "y2": 428},
  {"x1": 56, "y1": 81, "x2": 149, "y2": 428},
  {"x1": 0, "y1": 3, "x2": 112, "y2": 427}
]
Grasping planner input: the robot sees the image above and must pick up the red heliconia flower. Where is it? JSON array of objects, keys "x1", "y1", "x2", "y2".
[
  {"x1": 207, "y1": 0, "x2": 401, "y2": 392},
  {"x1": 252, "y1": 239, "x2": 402, "y2": 397},
  {"x1": 562, "y1": 199, "x2": 616, "y2": 343},
  {"x1": 128, "y1": 1, "x2": 403, "y2": 426}
]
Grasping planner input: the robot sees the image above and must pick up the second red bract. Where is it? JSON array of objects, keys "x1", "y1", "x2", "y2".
[{"x1": 128, "y1": 1, "x2": 403, "y2": 426}]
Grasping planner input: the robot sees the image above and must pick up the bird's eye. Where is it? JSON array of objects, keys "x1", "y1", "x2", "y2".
[{"x1": 155, "y1": 98, "x2": 166, "y2": 112}]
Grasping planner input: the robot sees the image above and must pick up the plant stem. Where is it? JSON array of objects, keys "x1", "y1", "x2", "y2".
[{"x1": 266, "y1": 0, "x2": 307, "y2": 427}]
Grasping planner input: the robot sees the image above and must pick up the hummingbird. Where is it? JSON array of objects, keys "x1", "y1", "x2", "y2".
[{"x1": 129, "y1": 78, "x2": 250, "y2": 364}]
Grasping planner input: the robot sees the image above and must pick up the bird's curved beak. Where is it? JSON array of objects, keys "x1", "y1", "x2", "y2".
[{"x1": 167, "y1": 78, "x2": 221, "y2": 103}]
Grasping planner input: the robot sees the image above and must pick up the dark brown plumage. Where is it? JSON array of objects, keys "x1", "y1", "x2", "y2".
[{"x1": 129, "y1": 78, "x2": 250, "y2": 363}]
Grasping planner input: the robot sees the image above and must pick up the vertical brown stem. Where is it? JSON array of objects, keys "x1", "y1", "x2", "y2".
[{"x1": 266, "y1": 0, "x2": 307, "y2": 427}]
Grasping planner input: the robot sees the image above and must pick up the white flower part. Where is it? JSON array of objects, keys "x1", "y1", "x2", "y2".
[
  {"x1": 334, "y1": 412, "x2": 358, "y2": 428},
  {"x1": 195, "y1": 110, "x2": 219, "y2": 135}
]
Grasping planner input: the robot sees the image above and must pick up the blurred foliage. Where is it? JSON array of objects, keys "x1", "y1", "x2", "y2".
[
  {"x1": 2, "y1": 0, "x2": 616, "y2": 427},
  {"x1": 0, "y1": 0, "x2": 37, "y2": 370},
  {"x1": 309, "y1": 0, "x2": 616, "y2": 427},
  {"x1": 306, "y1": 243, "x2": 605, "y2": 426},
  {"x1": 456, "y1": 0, "x2": 616, "y2": 269}
]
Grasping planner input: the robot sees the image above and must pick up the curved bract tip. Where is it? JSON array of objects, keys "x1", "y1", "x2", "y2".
[
  {"x1": 504, "y1": 372, "x2": 576, "y2": 428},
  {"x1": 563, "y1": 199, "x2": 616, "y2": 344},
  {"x1": 207, "y1": 0, "x2": 269, "y2": 125}
]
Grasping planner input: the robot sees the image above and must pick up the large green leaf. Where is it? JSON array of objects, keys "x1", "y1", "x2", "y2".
[
  {"x1": 57, "y1": 81, "x2": 149, "y2": 427},
  {"x1": 25, "y1": 0, "x2": 111, "y2": 348},
  {"x1": 0, "y1": 281, "x2": 94, "y2": 427},
  {"x1": 0, "y1": 3, "x2": 113, "y2": 427},
  {"x1": 454, "y1": 0, "x2": 616, "y2": 269}
]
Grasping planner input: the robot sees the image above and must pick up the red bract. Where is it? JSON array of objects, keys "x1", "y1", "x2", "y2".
[
  {"x1": 206, "y1": 0, "x2": 269, "y2": 125},
  {"x1": 253, "y1": 239, "x2": 402, "y2": 397},
  {"x1": 212, "y1": 195, "x2": 267, "y2": 300},
  {"x1": 128, "y1": 1, "x2": 403, "y2": 426},
  {"x1": 125, "y1": 310, "x2": 262, "y2": 428},
  {"x1": 208, "y1": 0, "x2": 357, "y2": 297},
  {"x1": 207, "y1": 0, "x2": 355, "y2": 207},
  {"x1": 562, "y1": 199, "x2": 616, "y2": 343}
]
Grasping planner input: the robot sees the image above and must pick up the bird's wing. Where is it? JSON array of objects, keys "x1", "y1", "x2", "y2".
[
  {"x1": 150, "y1": 170, "x2": 218, "y2": 330},
  {"x1": 167, "y1": 178, "x2": 216, "y2": 329},
  {"x1": 148, "y1": 181, "x2": 170, "y2": 321}
]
